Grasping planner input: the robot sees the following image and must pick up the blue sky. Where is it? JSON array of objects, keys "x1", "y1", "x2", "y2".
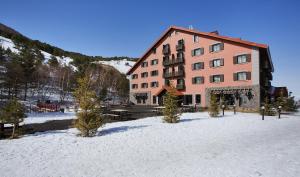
[{"x1": 1, "y1": 0, "x2": 300, "y2": 98}]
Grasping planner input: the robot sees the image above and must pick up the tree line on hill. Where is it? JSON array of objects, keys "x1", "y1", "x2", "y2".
[
  {"x1": 0, "y1": 23, "x2": 138, "y2": 63},
  {"x1": 0, "y1": 46, "x2": 129, "y2": 104}
]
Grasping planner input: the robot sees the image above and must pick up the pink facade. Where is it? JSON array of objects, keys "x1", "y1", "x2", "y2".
[{"x1": 127, "y1": 26, "x2": 273, "y2": 109}]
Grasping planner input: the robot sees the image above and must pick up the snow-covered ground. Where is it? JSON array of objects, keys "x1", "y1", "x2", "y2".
[
  {"x1": 98, "y1": 59, "x2": 135, "y2": 74},
  {"x1": 0, "y1": 36, "x2": 19, "y2": 53},
  {"x1": 1, "y1": 112, "x2": 300, "y2": 177},
  {"x1": 24, "y1": 112, "x2": 76, "y2": 124}
]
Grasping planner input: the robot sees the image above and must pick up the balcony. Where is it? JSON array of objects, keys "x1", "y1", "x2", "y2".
[
  {"x1": 162, "y1": 45, "x2": 170, "y2": 55},
  {"x1": 163, "y1": 70, "x2": 185, "y2": 78},
  {"x1": 174, "y1": 57, "x2": 184, "y2": 64},
  {"x1": 163, "y1": 72, "x2": 173, "y2": 78},
  {"x1": 176, "y1": 84, "x2": 185, "y2": 90},
  {"x1": 174, "y1": 70, "x2": 185, "y2": 77},
  {"x1": 163, "y1": 60, "x2": 172, "y2": 66},
  {"x1": 176, "y1": 43, "x2": 185, "y2": 51},
  {"x1": 163, "y1": 58, "x2": 184, "y2": 66}
]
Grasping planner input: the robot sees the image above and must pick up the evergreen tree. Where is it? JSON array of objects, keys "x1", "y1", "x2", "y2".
[
  {"x1": 209, "y1": 94, "x2": 219, "y2": 117},
  {"x1": 163, "y1": 84, "x2": 180, "y2": 123},
  {"x1": 285, "y1": 95, "x2": 297, "y2": 112},
  {"x1": 48, "y1": 55, "x2": 59, "y2": 68},
  {"x1": 262, "y1": 97, "x2": 276, "y2": 116},
  {"x1": 74, "y1": 74, "x2": 105, "y2": 137},
  {"x1": 275, "y1": 90, "x2": 285, "y2": 108},
  {"x1": 0, "y1": 98, "x2": 26, "y2": 138}
]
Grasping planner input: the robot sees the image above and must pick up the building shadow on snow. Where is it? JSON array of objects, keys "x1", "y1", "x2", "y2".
[
  {"x1": 180, "y1": 117, "x2": 209, "y2": 123},
  {"x1": 99, "y1": 125, "x2": 149, "y2": 136}
]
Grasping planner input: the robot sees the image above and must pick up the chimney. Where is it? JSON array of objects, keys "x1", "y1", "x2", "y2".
[
  {"x1": 188, "y1": 25, "x2": 194, "y2": 30},
  {"x1": 210, "y1": 30, "x2": 219, "y2": 35}
]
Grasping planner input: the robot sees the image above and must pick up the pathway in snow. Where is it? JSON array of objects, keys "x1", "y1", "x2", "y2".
[{"x1": 0, "y1": 112, "x2": 300, "y2": 177}]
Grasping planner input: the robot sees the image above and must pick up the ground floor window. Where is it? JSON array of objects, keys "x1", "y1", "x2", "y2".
[
  {"x1": 153, "y1": 96, "x2": 157, "y2": 104},
  {"x1": 183, "y1": 95, "x2": 193, "y2": 105},
  {"x1": 195, "y1": 94, "x2": 201, "y2": 104}
]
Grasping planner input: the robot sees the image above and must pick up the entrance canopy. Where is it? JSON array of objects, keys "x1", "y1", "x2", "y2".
[{"x1": 155, "y1": 86, "x2": 183, "y2": 97}]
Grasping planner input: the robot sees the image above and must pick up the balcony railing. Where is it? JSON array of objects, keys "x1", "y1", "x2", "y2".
[
  {"x1": 163, "y1": 58, "x2": 184, "y2": 66},
  {"x1": 163, "y1": 70, "x2": 185, "y2": 78},
  {"x1": 163, "y1": 60, "x2": 172, "y2": 66},
  {"x1": 163, "y1": 72, "x2": 173, "y2": 78},
  {"x1": 176, "y1": 84, "x2": 185, "y2": 90},
  {"x1": 174, "y1": 70, "x2": 185, "y2": 77},
  {"x1": 176, "y1": 43, "x2": 185, "y2": 51},
  {"x1": 174, "y1": 57, "x2": 184, "y2": 64}
]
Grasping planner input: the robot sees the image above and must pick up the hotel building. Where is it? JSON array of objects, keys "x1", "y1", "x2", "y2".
[{"x1": 126, "y1": 26, "x2": 274, "y2": 110}]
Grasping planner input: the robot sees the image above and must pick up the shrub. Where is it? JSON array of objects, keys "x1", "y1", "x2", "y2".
[
  {"x1": 209, "y1": 94, "x2": 219, "y2": 117},
  {"x1": 163, "y1": 84, "x2": 180, "y2": 123},
  {"x1": 74, "y1": 75, "x2": 105, "y2": 137}
]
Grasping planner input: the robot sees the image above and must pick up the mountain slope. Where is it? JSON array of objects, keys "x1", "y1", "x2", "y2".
[{"x1": 0, "y1": 23, "x2": 136, "y2": 73}]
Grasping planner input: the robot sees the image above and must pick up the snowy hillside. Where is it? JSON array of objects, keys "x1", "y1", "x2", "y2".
[
  {"x1": 98, "y1": 59, "x2": 135, "y2": 74},
  {"x1": 0, "y1": 35, "x2": 19, "y2": 53},
  {"x1": 0, "y1": 35, "x2": 76, "y2": 69},
  {"x1": 1, "y1": 111, "x2": 300, "y2": 177},
  {"x1": 1, "y1": 35, "x2": 135, "y2": 73}
]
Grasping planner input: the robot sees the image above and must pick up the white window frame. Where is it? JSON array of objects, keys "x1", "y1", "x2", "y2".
[
  {"x1": 213, "y1": 75, "x2": 221, "y2": 83},
  {"x1": 213, "y1": 59, "x2": 221, "y2": 67},
  {"x1": 194, "y1": 48, "x2": 202, "y2": 56},
  {"x1": 237, "y1": 55, "x2": 247, "y2": 64},
  {"x1": 237, "y1": 72, "x2": 247, "y2": 81},
  {"x1": 193, "y1": 35, "x2": 199, "y2": 43},
  {"x1": 212, "y1": 44, "x2": 221, "y2": 52}
]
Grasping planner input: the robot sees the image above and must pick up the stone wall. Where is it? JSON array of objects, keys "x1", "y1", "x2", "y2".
[{"x1": 205, "y1": 85, "x2": 261, "y2": 110}]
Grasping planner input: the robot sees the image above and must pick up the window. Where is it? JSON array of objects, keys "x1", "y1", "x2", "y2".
[
  {"x1": 237, "y1": 72, "x2": 247, "y2": 80},
  {"x1": 210, "y1": 43, "x2": 224, "y2": 52},
  {"x1": 150, "y1": 81, "x2": 159, "y2": 88},
  {"x1": 141, "y1": 83, "x2": 148, "y2": 88},
  {"x1": 131, "y1": 74, "x2": 138, "y2": 79},
  {"x1": 178, "y1": 39, "x2": 184, "y2": 44},
  {"x1": 151, "y1": 59, "x2": 158, "y2": 65},
  {"x1": 141, "y1": 62, "x2": 148, "y2": 67},
  {"x1": 177, "y1": 52, "x2": 184, "y2": 58},
  {"x1": 183, "y1": 95, "x2": 193, "y2": 105},
  {"x1": 192, "y1": 62, "x2": 204, "y2": 70},
  {"x1": 192, "y1": 48, "x2": 204, "y2": 56},
  {"x1": 210, "y1": 58, "x2": 224, "y2": 67},
  {"x1": 177, "y1": 79, "x2": 185, "y2": 85},
  {"x1": 192, "y1": 77, "x2": 204, "y2": 84},
  {"x1": 152, "y1": 48, "x2": 156, "y2": 54},
  {"x1": 237, "y1": 55, "x2": 247, "y2": 64},
  {"x1": 234, "y1": 54, "x2": 251, "y2": 64},
  {"x1": 210, "y1": 75, "x2": 224, "y2": 83},
  {"x1": 234, "y1": 72, "x2": 251, "y2": 81},
  {"x1": 213, "y1": 59, "x2": 221, "y2": 67},
  {"x1": 195, "y1": 94, "x2": 201, "y2": 104},
  {"x1": 193, "y1": 35, "x2": 199, "y2": 43},
  {"x1": 153, "y1": 96, "x2": 157, "y2": 104},
  {"x1": 141, "y1": 72, "x2": 148, "y2": 78},
  {"x1": 132, "y1": 84, "x2": 138, "y2": 89},
  {"x1": 165, "y1": 79, "x2": 170, "y2": 86},
  {"x1": 151, "y1": 70, "x2": 159, "y2": 76}
]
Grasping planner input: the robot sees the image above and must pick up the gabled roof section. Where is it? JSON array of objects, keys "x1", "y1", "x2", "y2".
[
  {"x1": 155, "y1": 86, "x2": 183, "y2": 96},
  {"x1": 127, "y1": 26, "x2": 271, "y2": 75}
]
